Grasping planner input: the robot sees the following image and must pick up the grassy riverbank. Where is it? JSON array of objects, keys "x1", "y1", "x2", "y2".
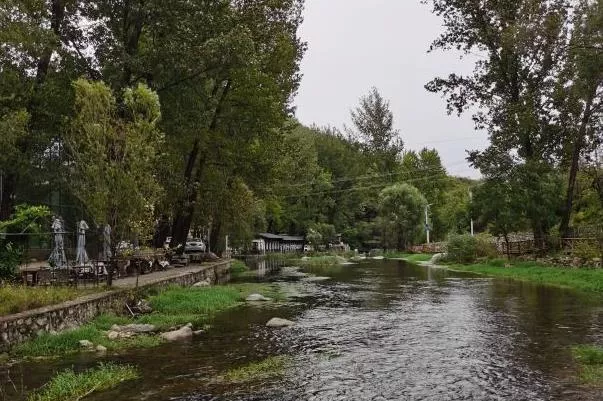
[
  {"x1": 449, "y1": 261, "x2": 603, "y2": 293},
  {"x1": 14, "y1": 283, "x2": 281, "y2": 358},
  {"x1": 28, "y1": 363, "x2": 138, "y2": 401},
  {"x1": 572, "y1": 345, "x2": 603, "y2": 385},
  {"x1": 0, "y1": 286, "x2": 101, "y2": 316},
  {"x1": 383, "y1": 252, "x2": 433, "y2": 262}
]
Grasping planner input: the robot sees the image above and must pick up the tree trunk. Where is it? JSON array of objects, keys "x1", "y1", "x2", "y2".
[
  {"x1": 559, "y1": 94, "x2": 595, "y2": 240},
  {"x1": 209, "y1": 219, "x2": 222, "y2": 255},
  {"x1": 503, "y1": 232, "x2": 510, "y2": 260},
  {"x1": 170, "y1": 80, "x2": 231, "y2": 250},
  {"x1": 170, "y1": 148, "x2": 205, "y2": 251},
  {"x1": 2, "y1": 1, "x2": 67, "y2": 219},
  {"x1": 0, "y1": 173, "x2": 16, "y2": 220}
]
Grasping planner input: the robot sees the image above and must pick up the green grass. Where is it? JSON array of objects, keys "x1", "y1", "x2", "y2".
[
  {"x1": 384, "y1": 252, "x2": 434, "y2": 262},
  {"x1": 0, "y1": 285, "x2": 101, "y2": 316},
  {"x1": 449, "y1": 261, "x2": 603, "y2": 293},
  {"x1": 230, "y1": 260, "x2": 249, "y2": 276},
  {"x1": 299, "y1": 255, "x2": 344, "y2": 267},
  {"x1": 572, "y1": 345, "x2": 603, "y2": 385},
  {"x1": 14, "y1": 314, "x2": 163, "y2": 358},
  {"x1": 14, "y1": 283, "x2": 283, "y2": 357},
  {"x1": 28, "y1": 363, "x2": 138, "y2": 401},
  {"x1": 222, "y1": 355, "x2": 290, "y2": 382}
]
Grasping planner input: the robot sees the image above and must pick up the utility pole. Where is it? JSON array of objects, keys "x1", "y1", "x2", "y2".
[
  {"x1": 425, "y1": 204, "x2": 432, "y2": 244},
  {"x1": 469, "y1": 190, "x2": 474, "y2": 236}
]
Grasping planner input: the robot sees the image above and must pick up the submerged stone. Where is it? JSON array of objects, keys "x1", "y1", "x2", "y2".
[
  {"x1": 266, "y1": 317, "x2": 295, "y2": 328},
  {"x1": 246, "y1": 293, "x2": 272, "y2": 302},
  {"x1": 160, "y1": 326, "x2": 193, "y2": 342}
]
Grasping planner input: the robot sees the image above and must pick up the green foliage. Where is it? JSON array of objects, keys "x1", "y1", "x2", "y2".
[
  {"x1": 446, "y1": 233, "x2": 479, "y2": 264},
  {"x1": 67, "y1": 80, "x2": 164, "y2": 243},
  {"x1": 222, "y1": 355, "x2": 290, "y2": 382},
  {"x1": 449, "y1": 262, "x2": 603, "y2": 293},
  {"x1": 0, "y1": 286, "x2": 97, "y2": 316},
  {"x1": 0, "y1": 243, "x2": 21, "y2": 281},
  {"x1": 378, "y1": 184, "x2": 427, "y2": 250},
  {"x1": 426, "y1": 0, "x2": 600, "y2": 244},
  {"x1": 300, "y1": 255, "x2": 344, "y2": 267},
  {"x1": 383, "y1": 252, "x2": 433, "y2": 263},
  {"x1": 27, "y1": 363, "x2": 138, "y2": 401}
]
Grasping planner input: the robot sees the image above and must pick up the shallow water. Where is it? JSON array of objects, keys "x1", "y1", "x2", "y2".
[{"x1": 2, "y1": 260, "x2": 602, "y2": 401}]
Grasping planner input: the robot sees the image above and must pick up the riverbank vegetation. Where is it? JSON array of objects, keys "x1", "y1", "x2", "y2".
[
  {"x1": 14, "y1": 283, "x2": 282, "y2": 358},
  {"x1": 383, "y1": 253, "x2": 433, "y2": 263},
  {"x1": 0, "y1": 286, "x2": 101, "y2": 316},
  {"x1": 572, "y1": 345, "x2": 603, "y2": 385},
  {"x1": 0, "y1": 0, "x2": 600, "y2": 276},
  {"x1": 27, "y1": 363, "x2": 138, "y2": 401},
  {"x1": 222, "y1": 355, "x2": 290, "y2": 383},
  {"x1": 448, "y1": 262, "x2": 603, "y2": 293}
]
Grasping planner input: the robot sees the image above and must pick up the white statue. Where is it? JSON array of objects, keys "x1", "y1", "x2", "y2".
[{"x1": 75, "y1": 220, "x2": 89, "y2": 266}]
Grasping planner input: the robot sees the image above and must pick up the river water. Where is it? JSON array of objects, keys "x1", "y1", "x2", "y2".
[{"x1": 3, "y1": 259, "x2": 602, "y2": 401}]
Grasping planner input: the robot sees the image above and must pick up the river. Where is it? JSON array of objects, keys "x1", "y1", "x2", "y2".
[{"x1": 3, "y1": 259, "x2": 602, "y2": 400}]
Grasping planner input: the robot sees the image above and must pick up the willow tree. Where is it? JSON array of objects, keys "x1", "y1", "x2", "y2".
[
  {"x1": 379, "y1": 184, "x2": 427, "y2": 250},
  {"x1": 66, "y1": 79, "x2": 164, "y2": 244}
]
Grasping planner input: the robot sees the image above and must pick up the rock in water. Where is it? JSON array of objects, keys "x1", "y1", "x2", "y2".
[
  {"x1": 79, "y1": 340, "x2": 94, "y2": 348},
  {"x1": 302, "y1": 276, "x2": 331, "y2": 282},
  {"x1": 246, "y1": 293, "x2": 272, "y2": 302},
  {"x1": 96, "y1": 345, "x2": 107, "y2": 353},
  {"x1": 160, "y1": 326, "x2": 193, "y2": 342},
  {"x1": 266, "y1": 317, "x2": 295, "y2": 328}
]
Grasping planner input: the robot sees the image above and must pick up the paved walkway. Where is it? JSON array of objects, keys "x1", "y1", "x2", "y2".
[{"x1": 112, "y1": 263, "x2": 220, "y2": 288}]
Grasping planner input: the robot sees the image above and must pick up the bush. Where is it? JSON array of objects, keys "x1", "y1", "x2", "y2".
[
  {"x1": 573, "y1": 240, "x2": 600, "y2": 261},
  {"x1": 446, "y1": 233, "x2": 478, "y2": 263},
  {"x1": 475, "y1": 233, "x2": 499, "y2": 259},
  {"x1": 0, "y1": 242, "x2": 21, "y2": 281}
]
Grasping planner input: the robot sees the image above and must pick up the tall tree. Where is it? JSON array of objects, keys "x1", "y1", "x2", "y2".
[
  {"x1": 349, "y1": 87, "x2": 404, "y2": 173},
  {"x1": 557, "y1": 0, "x2": 603, "y2": 238},
  {"x1": 425, "y1": 0, "x2": 579, "y2": 247},
  {"x1": 66, "y1": 79, "x2": 164, "y2": 244},
  {"x1": 378, "y1": 183, "x2": 426, "y2": 250}
]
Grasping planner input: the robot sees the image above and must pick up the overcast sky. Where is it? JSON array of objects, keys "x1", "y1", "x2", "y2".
[{"x1": 294, "y1": 0, "x2": 489, "y2": 178}]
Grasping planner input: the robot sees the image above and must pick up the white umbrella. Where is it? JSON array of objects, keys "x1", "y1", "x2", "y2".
[
  {"x1": 75, "y1": 220, "x2": 89, "y2": 266},
  {"x1": 49, "y1": 217, "x2": 67, "y2": 269}
]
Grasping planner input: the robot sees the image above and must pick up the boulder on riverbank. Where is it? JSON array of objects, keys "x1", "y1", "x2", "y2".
[
  {"x1": 246, "y1": 293, "x2": 272, "y2": 302},
  {"x1": 160, "y1": 325, "x2": 193, "y2": 342},
  {"x1": 266, "y1": 318, "x2": 295, "y2": 328},
  {"x1": 79, "y1": 340, "x2": 94, "y2": 349},
  {"x1": 111, "y1": 324, "x2": 157, "y2": 334}
]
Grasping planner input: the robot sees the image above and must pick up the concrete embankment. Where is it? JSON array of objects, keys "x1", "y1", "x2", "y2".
[{"x1": 0, "y1": 261, "x2": 231, "y2": 352}]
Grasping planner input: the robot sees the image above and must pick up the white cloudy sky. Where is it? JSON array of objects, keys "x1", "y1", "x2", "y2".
[{"x1": 294, "y1": 0, "x2": 489, "y2": 178}]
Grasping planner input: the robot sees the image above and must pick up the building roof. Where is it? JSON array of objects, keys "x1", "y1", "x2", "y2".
[
  {"x1": 258, "y1": 233, "x2": 283, "y2": 240},
  {"x1": 257, "y1": 233, "x2": 305, "y2": 241},
  {"x1": 281, "y1": 235, "x2": 305, "y2": 242}
]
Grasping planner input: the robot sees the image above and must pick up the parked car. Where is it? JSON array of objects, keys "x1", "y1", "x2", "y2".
[{"x1": 185, "y1": 239, "x2": 206, "y2": 253}]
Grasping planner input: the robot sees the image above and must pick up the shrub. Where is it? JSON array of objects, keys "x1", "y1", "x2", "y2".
[
  {"x1": 446, "y1": 233, "x2": 478, "y2": 263},
  {"x1": 475, "y1": 233, "x2": 499, "y2": 259},
  {"x1": 0, "y1": 242, "x2": 21, "y2": 281},
  {"x1": 573, "y1": 240, "x2": 600, "y2": 261}
]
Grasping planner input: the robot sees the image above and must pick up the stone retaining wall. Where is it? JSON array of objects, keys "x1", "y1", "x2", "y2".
[{"x1": 0, "y1": 261, "x2": 231, "y2": 352}]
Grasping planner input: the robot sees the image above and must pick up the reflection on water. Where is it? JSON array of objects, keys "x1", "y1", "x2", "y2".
[{"x1": 2, "y1": 260, "x2": 602, "y2": 401}]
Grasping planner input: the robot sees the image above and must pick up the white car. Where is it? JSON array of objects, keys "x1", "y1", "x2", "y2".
[{"x1": 185, "y1": 239, "x2": 206, "y2": 253}]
